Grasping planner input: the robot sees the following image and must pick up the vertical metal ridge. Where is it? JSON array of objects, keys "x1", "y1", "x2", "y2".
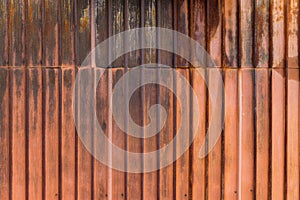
[
  {"x1": 253, "y1": 70, "x2": 257, "y2": 198},
  {"x1": 22, "y1": 0, "x2": 26, "y2": 67},
  {"x1": 237, "y1": 0, "x2": 240, "y2": 69},
  {"x1": 23, "y1": 0, "x2": 28, "y2": 67},
  {"x1": 58, "y1": 68, "x2": 62, "y2": 200},
  {"x1": 237, "y1": 69, "x2": 242, "y2": 200},
  {"x1": 7, "y1": 0, "x2": 11, "y2": 66},
  {"x1": 268, "y1": 0, "x2": 272, "y2": 69},
  {"x1": 41, "y1": 68, "x2": 46, "y2": 200},
  {"x1": 268, "y1": 69, "x2": 273, "y2": 200},
  {"x1": 41, "y1": 0, "x2": 45, "y2": 66},
  {"x1": 253, "y1": 0, "x2": 257, "y2": 68},
  {"x1": 73, "y1": 0, "x2": 78, "y2": 66},
  {"x1": 8, "y1": 68, "x2": 12, "y2": 200},
  {"x1": 57, "y1": 0, "x2": 62, "y2": 66},
  {"x1": 25, "y1": 68, "x2": 29, "y2": 200}
]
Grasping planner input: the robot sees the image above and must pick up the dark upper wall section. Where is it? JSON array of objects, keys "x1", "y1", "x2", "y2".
[{"x1": 0, "y1": 0, "x2": 299, "y2": 68}]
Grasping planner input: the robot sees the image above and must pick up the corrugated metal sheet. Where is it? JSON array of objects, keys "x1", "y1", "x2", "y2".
[{"x1": 0, "y1": 0, "x2": 299, "y2": 200}]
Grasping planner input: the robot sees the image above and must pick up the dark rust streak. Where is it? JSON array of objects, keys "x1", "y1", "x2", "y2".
[
  {"x1": 0, "y1": 0, "x2": 8, "y2": 65},
  {"x1": 30, "y1": 68, "x2": 40, "y2": 111},
  {"x1": 63, "y1": 69, "x2": 73, "y2": 89},
  {"x1": 0, "y1": 69, "x2": 8, "y2": 104},
  {"x1": 208, "y1": 0, "x2": 221, "y2": 39},
  {"x1": 48, "y1": 69, "x2": 56, "y2": 123}
]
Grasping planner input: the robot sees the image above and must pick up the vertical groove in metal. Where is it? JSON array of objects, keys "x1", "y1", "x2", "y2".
[
  {"x1": 72, "y1": 0, "x2": 78, "y2": 199},
  {"x1": 122, "y1": 1, "x2": 128, "y2": 199},
  {"x1": 57, "y1": 1, "x2": 63, "y2": 199},
  {"x1": 140, "y1": 1, "x2": 145, "y2": 199},
  {"x1": 221, "y1": 69, "x2": 225, "y2": 200},
  {"x1": 283, "y1": 1, "x2": 288, "y2": 198},
  {"x1": 220, "y1": 1, "x2": 226, "y2": 199},
  {"x1": 172, "y1": 0, "x2": 177, "y2": 199},
  {"x1": 89, "y1": 1, "x2": 95, "y2": 199},
  {"x1": 204, "y1": 0, "x2": 209, "y2": 199},
  {"x1": 156, "y1": 1, "x2": 161, "y2": 199},
  {"x1": 187, "y1": 1, "x2": 193, "y2": 199},
  {"x1": 23, "y1": 3, "x2": 30, "y2": 193}
]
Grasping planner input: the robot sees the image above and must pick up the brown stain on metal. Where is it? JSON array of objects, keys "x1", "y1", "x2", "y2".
[
  {"x1": 0, "y1": 69, "x2": 7, "y2": 104},
  {"x1": 190, "y1": 0, "x2": 206, "y2": 47},
  {"x1": 79, "y1": 6, "x2": 89, "y2": 33},
  {"x1": 48, "y1": 69, "x2": 57, "y2": 123},
  {"x1": 63, "y1": 68, "x2": 72, "y2": 89},
  {"x1": 224, "y1": 28, "x2": 236, "y2": 67},
  {"x1": 14, "y1": 69, "x2": 23, "y2": 96},
  {"x1": 43, "y1": 0, "x2": 56, "y2": 65},
  {"x1": 0, "y1": 1, "x2": 8, "y2": 65},
  {"x1": 9, "y1": 0, "x2": 25, "y2": 66},
  {"x1": 26, "y1": 0, "x2": 42, "y2": 65},
  {"x1": 30, "y1": 68, "x2": 40, "y2": 110},
  {"x1": 255, "y1": 1, "x2": 269, "y2": 67},
  {"x1": 208, "y1": 0, "x2": 221, "y2": 39}
]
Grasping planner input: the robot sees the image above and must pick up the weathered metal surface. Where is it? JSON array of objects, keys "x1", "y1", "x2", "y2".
[
  {"x1": 239, "y1": 69, "x2": 255, "y2": 199},
  {"x1": 223, "y1": 0, "x2": 238, "y2": 68},
  {"x1": 8, "y1": 0, "x2": 25, "y2": 66},
  {"x1": 271, "y1": 68, "x2": 285, "y2": 200},
  {"x1": 61, "y1": 67, "x2": 76, "y2": 199},
  {"x1": 254, "y1": 0, "x2": 269, "y2": 67},
  {"x1": 11, "y1": 68, "x2": 26, "y2": 200},
  {"x1": 0, "y1": 1, "x2": 8, "y2": 65},
  {"x1": 239, "y1": 0, "x2": 254, "y2": 68},
  {"x1": 26, "y1": 0, "x2": 42, "y2": 66},
  {"x1": 0, "y1": 1, "x2": 299, "y2": 200},
  {"x1": 28, "y1": 67, "x2": 43, "y2": 200},
  {"x1": 224, "y1": 69, "x2": 238, "y2": 200},
  {"x1": 207, "y1": 0, "x2": 222, "y2": 67},
  {"x1": 0, "y1": 68, "x2": 9, "y2": 199},
  {"x1": 255, "y1": 69, "x2": 269, "y2": 199}
]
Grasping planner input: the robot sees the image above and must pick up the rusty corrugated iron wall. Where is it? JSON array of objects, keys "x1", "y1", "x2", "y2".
[{"x1": 0, "y1": 0, "x2": 299, "y2": 200}]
